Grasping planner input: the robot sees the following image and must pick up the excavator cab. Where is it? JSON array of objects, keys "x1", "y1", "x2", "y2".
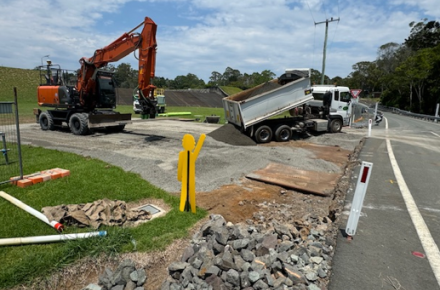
[
  {"x1": 37, "y1": 63, "x2": 76, "y2": 108},
  {"x1": 94, "y1": 70, "x2": 117, "y2": 109}
]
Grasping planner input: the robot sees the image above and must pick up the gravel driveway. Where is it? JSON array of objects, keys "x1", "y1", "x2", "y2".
[{"x1": 19, "y1": 119, "x2": 364, "y2": 194}]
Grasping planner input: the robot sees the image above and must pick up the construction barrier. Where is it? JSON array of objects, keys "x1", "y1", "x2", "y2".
[{"x1": 10, "y1": 168, "x2": 70, "y2": 188}]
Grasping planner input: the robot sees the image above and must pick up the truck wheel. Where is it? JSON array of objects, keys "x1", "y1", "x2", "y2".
[
  {"x1": 255, "y1": 125, "x2": 273, "y2": 143},
  {"x1": 69, "y1": 113, "x2": 89, "y2": 135},
  {"x1": 39, "y1": 111, "x2": 55, "y2": 131},
  {"x1": 275, "y1": 125, "x2": 292, "y2": 142},
  {"x1": 329, "y1": 119, "x2": 342, "y2": 133}
]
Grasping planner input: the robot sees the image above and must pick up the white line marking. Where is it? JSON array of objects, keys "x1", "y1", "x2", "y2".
[
  {"x1": 431, "y1": 132, "x2": 440, "y2": 138},
  {"x1": 385, "y1": 117, "x2": 440, "y2": 285}
]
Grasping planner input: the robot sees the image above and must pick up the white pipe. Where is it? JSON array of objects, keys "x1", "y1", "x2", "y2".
[
  {"x1": 0, "y1": 231, "x2": 107, "y2": 246},
  {"x1": 0, "y1": 191, "x2": 64, "y2": 232}
]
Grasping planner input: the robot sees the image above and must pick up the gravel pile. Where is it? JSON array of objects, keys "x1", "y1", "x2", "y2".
[
  {"x1": 82, "y1": 259, "x2": 147, "y2": 290},
  {"x1": 160, "y1": 214, "x2": 334, "y2": 290},
  {"x1": 207, "y1": 124, "x2": 256, "y2": 146}
]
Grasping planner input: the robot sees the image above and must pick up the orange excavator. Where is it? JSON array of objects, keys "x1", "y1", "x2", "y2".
[{"x1": 34, "y1": 17, "x2": 158, "y2": 135}]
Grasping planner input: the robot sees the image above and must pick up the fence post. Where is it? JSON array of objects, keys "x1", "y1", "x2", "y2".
[{"x1": 14, "y1": 88, "x2": 24, "y2": 179}]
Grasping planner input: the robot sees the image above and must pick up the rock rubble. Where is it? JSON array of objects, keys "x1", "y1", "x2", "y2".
[
  {"x1": 82, "y1": 259, "x2": 147, "y2": 290},
  {"x1": 161, "y1": 214, "x2": 335, "y2": 289}
]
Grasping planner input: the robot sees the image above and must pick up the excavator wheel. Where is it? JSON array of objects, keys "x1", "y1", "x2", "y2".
[
  {"x1": 39, "y1": 111, "x2": 55, "y2": 131},
  {"x1": 69, "y1": 113, "x2": 89, "y2": 135}
]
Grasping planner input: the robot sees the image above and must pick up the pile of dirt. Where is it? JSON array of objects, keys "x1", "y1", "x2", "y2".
[{"x1": 207, "y1": 124, "x2": 256, "y2": 146}]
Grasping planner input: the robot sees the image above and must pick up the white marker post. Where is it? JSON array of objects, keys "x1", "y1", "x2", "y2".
[
  {"x1": 368, "y1": 119, "x2": 372, "y2": 137},
  {"x1": 374, "y1": 102, "x2": 378, "y2": 118},
  {"x1": 346, "y1": 161, "x2": 373, "y2": 239},
  {"x1": 435, "y1": 103, "x2": 439, "y2": 123}
]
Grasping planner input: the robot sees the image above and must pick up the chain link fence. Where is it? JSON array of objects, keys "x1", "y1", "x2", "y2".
[{"x1": 0, "y1": 88, "x2": 23, "y2": 185}]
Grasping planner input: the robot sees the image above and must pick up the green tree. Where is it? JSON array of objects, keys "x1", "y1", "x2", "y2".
[
  {"x1": 113, "y1": 63, "x2": 137, "y2": 88},
  {"x1": 397, "y1": 46, "x2": 438, "y2": 112},
  {"x1": 406, "y1": 20, "x2": 440, "y2": 51},
  {"x1": 208, "y1": 71, "x2": 222, "y2": 86},
  {"x1": 169, "y1": 73, "x2": 205, "y2": 89},
  {"x1": 152, "y1": 76, "x2": 168, "y2": 88},
  {"x1": 222, "y1": 67, "x2": 241, "y2": 85}
]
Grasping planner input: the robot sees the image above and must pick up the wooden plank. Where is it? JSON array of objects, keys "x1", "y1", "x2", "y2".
[{"x1": 246, "y1": 163, "x2": 341, "y2": 196}]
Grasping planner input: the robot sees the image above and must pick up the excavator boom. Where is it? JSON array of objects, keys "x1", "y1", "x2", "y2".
[{"x1": 76, "y1": 17, "x2": 157, "y2": 110}]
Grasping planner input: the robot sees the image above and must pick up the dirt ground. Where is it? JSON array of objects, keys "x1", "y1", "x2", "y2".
[
  {"x1": 12, "y1": 121, "x2": 365, "y2": 290},
  {"x1": 195, "y1": 141, "x2": 353, "y2": 224}
]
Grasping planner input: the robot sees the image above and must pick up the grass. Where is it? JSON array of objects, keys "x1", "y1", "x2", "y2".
[{"x1": 0, "y1": 140, "x2": 206, "y2": 289}]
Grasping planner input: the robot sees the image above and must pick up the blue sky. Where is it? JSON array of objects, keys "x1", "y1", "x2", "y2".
[{"x1": 0, "y1": 0, "x2": 438, "y2": 82}]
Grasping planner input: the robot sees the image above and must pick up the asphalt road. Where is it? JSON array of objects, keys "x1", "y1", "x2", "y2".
[{"x1": 330, "y1": 112, "x2": 440, "y2": 289}]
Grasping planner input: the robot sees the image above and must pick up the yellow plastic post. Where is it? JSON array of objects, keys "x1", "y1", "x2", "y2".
[{"x1": 177, "y1": 133, "x2": 206, "y2": 213}]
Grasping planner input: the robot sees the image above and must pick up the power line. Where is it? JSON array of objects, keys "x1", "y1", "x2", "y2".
[{"x1": 306, "y1": 1, "x2": 316, "y2": 23}]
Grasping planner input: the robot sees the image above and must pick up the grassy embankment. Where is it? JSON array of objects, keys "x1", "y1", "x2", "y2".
[
  {"x1": 0, "y1": 66, "x2": 212, "y2": 288},
  {"x1": 0, "y1": 66, "x2": 232, "y2": 124}
]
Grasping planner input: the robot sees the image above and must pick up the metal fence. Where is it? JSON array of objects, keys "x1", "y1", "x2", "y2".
[
  {"x1": 385, "y1": 107, "x2": 440, "y2": 123},
  {"x1": 0, "y1": 88, "x2": 23, "y2": 185},
  {"x1": 350, "y1": 102, "x2": 376, "y2": 128}
]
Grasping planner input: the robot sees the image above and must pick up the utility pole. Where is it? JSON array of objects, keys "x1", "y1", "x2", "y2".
[{"x1": 315, "y1": 17, "x2": 340, "y2": 84}]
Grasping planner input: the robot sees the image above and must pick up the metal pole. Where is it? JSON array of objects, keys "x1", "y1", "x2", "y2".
[
  {"x1": 13, "y1": 88, "x2": 23, "y2": 179},
  {"x1": 315, "y1": 17, "x2": 340, "y2": 85},
  {"x1": 321, "y1": 20, "x2": 329, "y2": 85}
]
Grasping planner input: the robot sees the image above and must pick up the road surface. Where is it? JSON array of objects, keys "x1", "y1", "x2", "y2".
[{"x1": 330, "y1": 112, "x2": 440, "y2": 289}]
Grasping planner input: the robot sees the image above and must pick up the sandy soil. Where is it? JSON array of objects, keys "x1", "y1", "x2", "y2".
[{"x1": 12, "y1": 119, "x2": 367, "y2": 290}]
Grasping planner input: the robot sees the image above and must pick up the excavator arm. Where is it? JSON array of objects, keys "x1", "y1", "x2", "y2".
[{"x1": 76, "y1": 17, "x2": 157, "y2": 111}]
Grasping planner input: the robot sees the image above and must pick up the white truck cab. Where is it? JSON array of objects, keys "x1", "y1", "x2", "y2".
[{"x1": 310, "y1": 85, "x2": 352, "y2": 131}]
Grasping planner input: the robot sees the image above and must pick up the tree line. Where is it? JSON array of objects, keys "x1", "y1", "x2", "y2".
[
  {"x1": 103, "y1": 18, "x2": 440, "y2": 114},
  {"x1": 111, "y1": 64, "x2": 278, "y2": 90},
  {"x1": 342, "y1": 19, "x2": 440, "y2": 114}
]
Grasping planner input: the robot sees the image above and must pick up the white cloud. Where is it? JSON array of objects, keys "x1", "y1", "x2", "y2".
[{"x1": 0, "y1": 0, "x2": 436, "y2": 82}]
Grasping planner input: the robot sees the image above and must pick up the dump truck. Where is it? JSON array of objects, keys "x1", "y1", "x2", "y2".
[{"x1": 222, "y1": 69, "x2": 352, "y2": 143}]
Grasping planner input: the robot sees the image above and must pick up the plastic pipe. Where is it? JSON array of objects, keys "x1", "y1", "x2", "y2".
[
  {"x1": 0, "y1": 191, "x2": 64, "y2": 232},
  {"x1": 0, "y1": 231, "x2": 107, "y2": 246}
]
